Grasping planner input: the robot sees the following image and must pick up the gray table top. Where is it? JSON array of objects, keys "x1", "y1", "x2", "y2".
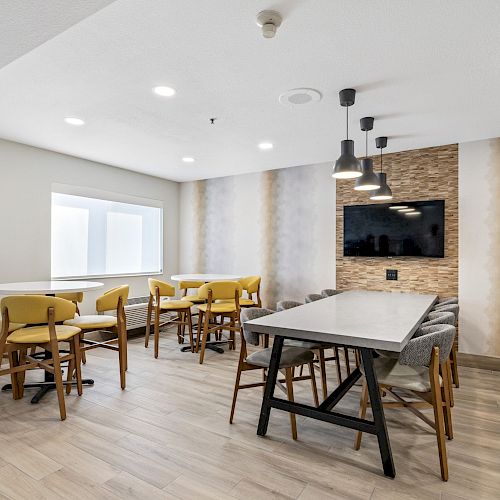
[{"x1": 245, "y1": 290, "x2": 437, "y2": 352}]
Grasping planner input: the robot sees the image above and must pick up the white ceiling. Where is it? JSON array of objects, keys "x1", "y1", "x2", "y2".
[{"x1": 0, "y1": 0, "x2": 499, "y2": 182}]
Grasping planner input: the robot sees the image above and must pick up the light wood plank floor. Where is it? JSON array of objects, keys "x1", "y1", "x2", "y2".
[{"x1": 1, "y1": 329, "x2": 499, "y2": 500}]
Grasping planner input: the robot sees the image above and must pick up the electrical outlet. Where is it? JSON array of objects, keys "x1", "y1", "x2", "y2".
[{"x1": 386, "y1": 269, "x2": 398, "y2": 281}]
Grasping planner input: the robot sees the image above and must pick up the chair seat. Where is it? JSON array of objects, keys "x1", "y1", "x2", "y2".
[
  {"x1": 8, "y1": 325, "x2": 81, "y2": 344},
  {"x1": 215, "y1": 298, "x2": 256, "y2": 306},
  {"x1": 197, "y1": 303, "x2": 237, "y2": 314},
  {"x1": 160, "y1": 300, "x2": 193, "y2": 310},
  {"x1": 64, "y1": 314, "x2": 117, "y2": 329},
  {"x1": 246, "y1": 346, "x2": 314, "y2": 369},
  {"x1": 362, "y1": 357, "x2": 439, "y2": 393},
  {"x1": 0, "y1": 320, "x2": 27, "y2": 333},
  {"x1": 182, "y1": 294, "x2": 205, "y2": 304},
  {"x1": 284, "y1": 339, "x2": 334, "y2": 349}
]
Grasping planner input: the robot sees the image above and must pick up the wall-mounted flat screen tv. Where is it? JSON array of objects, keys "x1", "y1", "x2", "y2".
[{"x1": 343, "y1": 200, "x2": 445, "y2": 258}]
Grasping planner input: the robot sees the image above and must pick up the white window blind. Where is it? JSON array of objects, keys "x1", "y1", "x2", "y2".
[{"x1": 51, "y1": 192, "x2": 163, "y2": 278}]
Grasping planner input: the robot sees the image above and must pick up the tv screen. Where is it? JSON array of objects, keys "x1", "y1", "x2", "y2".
[{"x1": 343, "y1": 200, "x2": 445, "y2": 258}]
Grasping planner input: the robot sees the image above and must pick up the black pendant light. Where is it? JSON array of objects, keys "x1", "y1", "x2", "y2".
[
  {"x1": 370, "y1": 136, "x2": 393, "y2": 200},
  {"x1": 332, "y1": 88, "x2": 362, "y2": 179},
  {"x1": 354, "y1": 117, "x2": 381, "y2": 191}
]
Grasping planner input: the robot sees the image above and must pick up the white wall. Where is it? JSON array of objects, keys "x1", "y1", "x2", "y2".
[
  {"x1": 459, "y1": 138, "x2": 500, "y2": 357},
  {"x1": 179, "y1": 163, "x2": 336, "y2": 307},
  {"x1": 0, "y1": 139, "x2": 179, "y2": 314}
]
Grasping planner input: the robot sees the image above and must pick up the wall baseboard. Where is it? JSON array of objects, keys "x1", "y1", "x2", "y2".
[{"x1": 458, "y1": 352, "x2": 500, "y2": 371}]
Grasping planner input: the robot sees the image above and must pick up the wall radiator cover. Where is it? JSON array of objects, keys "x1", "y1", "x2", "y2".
[{"x1": 109, "y1": 296, "x2": 176, "y2": 330}]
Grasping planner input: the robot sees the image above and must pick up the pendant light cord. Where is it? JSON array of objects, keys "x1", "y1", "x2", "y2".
[
  {"x1": 380, "y1": 148, "x2": 383, "y2": 173},
  {"x1": 365, "y1": 130, "x2": 368, "y2": 157},
  {"x1": 346, "y1": 105, "x2": 349, "y2": 140}
]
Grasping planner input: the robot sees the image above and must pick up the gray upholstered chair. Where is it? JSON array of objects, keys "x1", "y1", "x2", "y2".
[
  {"x1": 431, "y1": 303, "x2": 459, "y2": 388},
  {"x1": 229, "y1": 308, "x2": 319, "y2": 440},
  {"x1": 305, "y1": 293, "x2": 323, "y2": 303},
  {"x1": 355, "y1": 323, "x2": 456, "y2": 481},
  {"x1": 276, "y1": 299, "x2": 343, "y2": 400},
  {"x1": 436, "y1": 297, "x2": 458, "y2": 306},
  {"x1": 321, "y1": 289, "x2": 341, "y2": 298}
]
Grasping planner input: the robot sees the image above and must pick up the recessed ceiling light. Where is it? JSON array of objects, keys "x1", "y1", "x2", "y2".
[
  {"x1": 258, "y1": 142, "x2": 273, "y2": 150},
  {"x1": 398, "y1": 208, "x2": 415, "y2": 212},
  {"x1": 279, "y1": 88, "x2": 322, "y2": 106},
  {"x1": 405, "y1": 211, "x2": 421, "y2": 216},
  {"x1": 153, "y1": 86, "x2": 176, "y2": 97},
  {"x1": 182, "y1": 157, "x2": 195, "y2": 163},
  {"x1": 389, "y1": 205, "x2": 408, "y2": 210},
  {"x1": 64, "y1": 116, "x2": 85, "y2": 126}
]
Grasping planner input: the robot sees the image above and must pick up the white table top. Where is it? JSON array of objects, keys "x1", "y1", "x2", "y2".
[
  {"x1": 171, "y1": 274, "x2": 242, "y2": 282},
  {"x1": 0, "y1": 281, "x2": 105, "y2": 295},
  {"x1": 246, "y1": 290, "x2": 437, "y2": 352}
]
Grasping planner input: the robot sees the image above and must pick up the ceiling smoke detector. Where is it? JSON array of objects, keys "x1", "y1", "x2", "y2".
[{"x1": 256, "y1": 10, "x2": 282, "y2": 38}]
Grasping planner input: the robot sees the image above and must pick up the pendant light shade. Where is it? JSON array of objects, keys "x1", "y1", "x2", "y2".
[
  {"x1": 333, "y1": 140, "x2": 362, "y2": 179},
  {"x1": 332, "y1": 89, "x2": 362, "y2": 179},
  {"x1": 354, "y1": 158, "x2": 381, "y2": 190},
  {"x1": 370, "y1": 136, "x2": 393, "y2": 201},
  {"x1": 370, "y1": 172, "x2": 393, "y2": 200},
  {"x1": 354, "y1": 117, "x2": 380, "y2": 190}
]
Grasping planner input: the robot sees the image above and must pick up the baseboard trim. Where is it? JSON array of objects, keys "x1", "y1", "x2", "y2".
[{"x1": 458, "y1": 352, "x2": 500, "y2": 371}]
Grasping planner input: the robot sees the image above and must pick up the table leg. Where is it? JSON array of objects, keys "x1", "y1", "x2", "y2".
[
  {"x1": 257, "y1": 335, "x2": 284, "y2": 436},
  {"x1": 359, "y1": 347, "x2": 395, "y2": 478}
]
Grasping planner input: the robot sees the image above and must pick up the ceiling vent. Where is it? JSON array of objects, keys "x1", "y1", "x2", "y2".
[{"x1": 279, "y1": 88, "x2": 322, "y2": 106}]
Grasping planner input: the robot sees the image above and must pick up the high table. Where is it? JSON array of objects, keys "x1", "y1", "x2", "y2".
[
  {"x1": 0, "y1": 280, "x2": 104, "y2": 403},
  {"x1": 245, "y1": 290, "x2": 437, "y2": 478}
]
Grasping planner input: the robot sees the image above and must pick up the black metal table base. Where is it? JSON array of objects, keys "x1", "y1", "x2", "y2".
[
  {"x1": 2, "y1": 379, "x2": 95, "y2": 404},
  {"x1": 257, "y1": 336, "x2": 396, "y2": 479}
]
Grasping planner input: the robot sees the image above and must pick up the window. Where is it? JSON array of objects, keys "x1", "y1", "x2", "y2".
[{"x1": 51, "y1": 192, "x2": 163, "y2": 278}]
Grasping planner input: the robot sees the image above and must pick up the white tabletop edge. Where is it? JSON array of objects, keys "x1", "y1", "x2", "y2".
[
  {"x1": 245, "y1": 290, "x2": 438, "y2": 352},
  {"x1": 0, "y1": 281, "x2": 105, "y2": 295}
]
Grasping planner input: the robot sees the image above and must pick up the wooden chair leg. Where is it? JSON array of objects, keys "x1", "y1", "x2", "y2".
[
  {"x1": 284, "y1": 368, "x2": 298, "y2": 440},
  {"x1": 317, "y1": 348, "x2": 328, "y2": 400},
  {"x1": 145, "y1": 297, "x2": 152, "y2": 348},
  {"x1": 73, "y1": 336, "x2": 83, "y2": 396},
  {"x1": 199, "y1": 312, "x2": 211, "y2": 364},
  {"x1": 229, "y1": 352, "x2": 245, "y2": 423},
  {"x1": 8, "y1": 351, "x2": 21, "y2": 400},
  {"x1": 50, "y1": 340, "x2": 67, "y2": 421},
  {"x1": 441, "y1": 361, "x2": 454, "y2": 440},
  {"x1": 187, "y1": 308, "x2": 194, "y2": 352},
  {"x1": 80, "y1": 332, "x2": 87, "y2": 364},
  {"x1": 17, "y1": 348, "x2": 27, "y2": 399},
  {"x1": 334, "y1": 347, "x2": 343, "y2": 385},
  {"x1": 154, "y1": 306, "x2": 160, "y2": 359},
  {"x1": 446, "y1": 359, "x2": 454, "y2": 408},
  {"x1": 450, "y1": 344, "x2": 459, "y2": 388},
  {"x1": 118, "y1": 327, "x2": 126, "y2": 390},
  {"x1": 354, "y1": 380, "x2": 369, "y2": 450},
  {"x1": 195, "y1": 311, "x2": 203, "y2": 353},
  {"x1": 66, "y1": 342, "x2": 75, "y2": 395},
  {"x1": 308, "y1": 362, "x2": 319, "y2": 407},
  {"x1": 430, "y1": 350, "x2": 449, "y2": 481}
]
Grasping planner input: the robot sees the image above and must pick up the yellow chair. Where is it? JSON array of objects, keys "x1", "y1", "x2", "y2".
[
  {"x1": 56, "y1": 292, "x2": 84, "y2": 315},
  {"x1": 196, "y1": 281, "x2": 242, "y2": 364},
  {"x1": 64, "y1": 285, "x2": 128, "y2": 389},
  {"x1": 145, "y1": 278, "x2": 194, "y2": 358},
  {"x1": 0, "y1": 296, "x2": 83, "y2": 420},
  {"x1": 179, "y1": 281, "x2": 206, "y2": 304},
  {"x1": 216, "y1": 276, "x2": 262, "y2": 308}
]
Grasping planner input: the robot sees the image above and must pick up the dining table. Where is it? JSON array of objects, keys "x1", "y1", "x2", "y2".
[
  {"x1": 244, "y1": 289, "x2": 438, "y2": 478},
  {"x1": 0, "y1": 280, "x2": 104, "y2": 403}
]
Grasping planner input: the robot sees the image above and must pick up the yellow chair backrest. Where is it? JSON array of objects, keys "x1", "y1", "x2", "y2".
[
  {"x1": 178, "y1": 280, "x2": 205, "y2": 290},
  {"x1": 240, "y1": 275, "x2": 261, "y2": 294},
  {"x1": 1, "y1": 296, "x2": 76, "y2": 324},
  {"x1": 148, "y1": 278, "x2": 175, "y2": 297},
  {"x1": 56, "y1": 292, "x2": 84, "y2": 303},
  {"x1": 198, "y1": 281, "x2": 242, "y2": 301},
  {"x1": 96, "y1": 285, "x2": 129, "y2": 312}
]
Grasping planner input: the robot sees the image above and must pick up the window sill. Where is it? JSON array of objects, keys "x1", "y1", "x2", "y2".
[{"x1": 51, "y1": 272, "x2": 164, "y2": 281}]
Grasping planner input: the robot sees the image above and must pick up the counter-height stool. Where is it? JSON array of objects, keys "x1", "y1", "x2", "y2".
[
  {"x1": 277, "y1": 299, "x2": 342, "y2": 400},
  {"x1": 145, "y1": 279, "x2": 194, "y2": 358},
  {"x1": 355, "y1": 323, "x2": 456, "y2": 481},
  {"x1": 432, "y1": 303, "x2": 460, "y2": 389},
  {"x1": 1, "y1": 296, "x2": 83, "y2": 420},
  {"x1": 179, "y1": 280, "x2": 206, "y2": 304},
  {"x1": 196, "y1": 281, "x2": 242, "y2": 364},
  {"x1": 64, "y1": 285, "x2": 129, "y2": 389},
  {"x1": 230, "y1": 307, "x2": 318, "y2": 440},
  {"x1": 239, "y1": 276, "x2": 262, "y2": 307}
]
